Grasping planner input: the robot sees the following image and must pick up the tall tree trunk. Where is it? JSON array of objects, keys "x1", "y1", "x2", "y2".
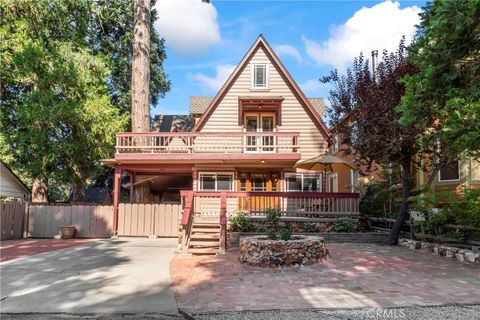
[
  {"x1": 72, "y1": 182, "x2": 86, "y2": 202},
  {"x1": 133, "y1": 182, "x2": 151, "y2": 203},
  {"x1": 131, "y1": 0, "x2": 151, "y2": 202},
  {"x1": 386, "y1": 161, "x2": 412, "y2": 245},
  {"x1": 32, "y1": 177, "x2": 48, "y2": 203},
  {"x1": 131, "y1": 0, "x2": 151, "y2": 132}
]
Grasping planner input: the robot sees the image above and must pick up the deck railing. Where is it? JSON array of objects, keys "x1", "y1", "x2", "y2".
[
  {"x1": 187, "y1": 191, "x2": 360, "y2": 220},
  {"x1": 115, "y1": 132, "x2": 299, "y2": 154}
]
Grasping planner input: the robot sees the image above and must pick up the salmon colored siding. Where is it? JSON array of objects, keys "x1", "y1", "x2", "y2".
[{"x1": 199, "y1": 45, "x2": 328, "y2": 160}]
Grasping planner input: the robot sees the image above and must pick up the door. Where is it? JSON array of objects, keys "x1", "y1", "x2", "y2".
[
  {"x1": 238, "y1": 171, "x2": 280, "y2": 212},
  {"x1": 244, "y1": 113, "x2": 275, "y2": 152}
]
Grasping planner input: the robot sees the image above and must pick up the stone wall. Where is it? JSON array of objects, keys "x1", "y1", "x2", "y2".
[
  {"x1": 399, "y1": 238, "x2": 480, "y2": 264},
  {"x1": 239, "y1": 235, "x2": 328, "y2": 267}
]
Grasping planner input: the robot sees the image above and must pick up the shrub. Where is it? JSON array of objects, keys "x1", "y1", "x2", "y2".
[
  {"x1": 266, "y1": 208, "x2": 280, "y2": 231},
  {"x1": 411, "y1": 186, "x2": 480, "y2": 241},
  {"x1": 255, "y1": 224, "x2": 267, "y2": 233},
  {"x1": 303, "y1": 222, "x2": 317, "y2": 233},
  {"x1": 266, "y1": 228, "x2": 277, "y2": 240},
  {"x1": 332, "y1": 219, "x2": 356, "y2": 232},
  {"x1": 229, "y1": 210, "x2": 253, "y2": 232},
  {"x1": 279, "y1": 228, "x2": 292, "y2": 241}
]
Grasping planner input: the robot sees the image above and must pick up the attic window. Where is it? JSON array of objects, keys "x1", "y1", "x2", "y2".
[{"x1": 252, "y1": 64, "x2": 267, "y2": 88}]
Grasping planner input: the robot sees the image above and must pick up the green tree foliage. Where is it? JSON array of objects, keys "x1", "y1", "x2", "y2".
[
  {"x1": 89, "y1": 0, "x2": 170, "y2": 115},
  {"x1": 0, "y1": 0, "x2": 129, "y2": 201},
  {"x1": 399, "y1": 0, "x2": 480, "y2": 160}
]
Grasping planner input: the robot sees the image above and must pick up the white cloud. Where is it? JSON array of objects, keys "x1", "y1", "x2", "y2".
[
  {"x1": 303, "y1": 1, "x2": 421, "y2": 71},
  {"x1": 154, "y1": 0, "x2": 221, "y2": 55},
  {"x1": 191, "y1": 64, "x2": 236, "y2": 92},
  {"x1": 275, "y1": 45, "x2": 302, "y2": 63},
  {"x1": 299, "y1": 80, "x2": 324, "y2": 94}
]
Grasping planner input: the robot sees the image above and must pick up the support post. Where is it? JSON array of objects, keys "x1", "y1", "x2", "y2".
[
  {"x1": 129, "y1": 172, "x2": 135, "y2": 203},
  {"x1": 112, "y1": 166, "x2": 122, "y2": 237},
  {"x1": 219, "y1": 192, "x2": 227, "y2": 254}
]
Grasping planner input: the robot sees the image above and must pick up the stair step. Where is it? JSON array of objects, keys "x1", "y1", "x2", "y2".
[
  {"x1": 190, "y1": 234, "x2": 220, "y2": 239},
  {"x1": 192, "y1": 223, "x2": 220, "y2": 227},
  {"x1": 191, "y1": 228, "x2": 220, "y2": 233},
  {"x1": 189, "y1": 240, "x2": 219, "y2": 246},
  {"x1": 188, "y1": 248, "x2": 219, "y2": 254}
]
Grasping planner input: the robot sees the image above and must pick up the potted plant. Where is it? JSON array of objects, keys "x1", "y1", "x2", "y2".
[{"x1": 60, "y1": 226, "x2": 76, "y2": 239}]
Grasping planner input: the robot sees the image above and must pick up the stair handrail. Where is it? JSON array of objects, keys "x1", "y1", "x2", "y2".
[{"x1": 180, "y1": 190, "x2": 194, "y2": 250}]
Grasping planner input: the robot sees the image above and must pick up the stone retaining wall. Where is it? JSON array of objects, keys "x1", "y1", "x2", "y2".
[
  {"x1": 239, "y1": 235, "x2": 328, "y2": 267},
  {"x1": 399, "y1": 238, "x2": 480, "y2": 264},
  {"x1": 229, "y1": 232, "x2": 386, "y2": 249}
]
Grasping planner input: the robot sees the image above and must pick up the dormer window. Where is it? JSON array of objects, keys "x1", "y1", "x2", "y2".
[{"x1": 252, "y1": 63, "x2": 268, "y2": 89}]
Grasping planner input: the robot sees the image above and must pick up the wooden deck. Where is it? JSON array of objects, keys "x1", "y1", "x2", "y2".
[{"x1": 115, "y1": 131, "x2": 300, "y2": 155}]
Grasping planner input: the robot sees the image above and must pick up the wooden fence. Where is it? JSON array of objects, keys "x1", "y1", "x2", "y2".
[
  {"x1": 28, "y1": 204, "x2": 114, "y2": 238},
  {"x1": 1, "y1": 201, "x2": 27, "y2": 240},
  {"x1": 117, "y1": 203, "x2": 181, "y2": 237}
]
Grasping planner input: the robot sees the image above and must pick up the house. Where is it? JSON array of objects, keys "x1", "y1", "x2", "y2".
[
  {"x1": 328, "y1": 108, "x2": 480, "y2": 196},
  {"x1": 103, "y1": 35, "x2": 361, "y2": 254},
  {"x1": 0, "y1": 161, "x2": 31, "y2": 201}
]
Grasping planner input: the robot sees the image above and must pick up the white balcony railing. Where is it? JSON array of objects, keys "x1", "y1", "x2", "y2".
[{"x1": 115, "y1": 132, "x2": 300, "y2": 154}]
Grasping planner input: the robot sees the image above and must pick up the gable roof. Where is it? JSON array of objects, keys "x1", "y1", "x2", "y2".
[
  {"x1": 152, "y1": 115, "x2": 194, "y2": 132},
  {"x1": 190, "y1": 96, "x2": 326, "y2": 116},
  {"x1": 191, "y1": 35, "x2": 334, "y2": 144},
  {"x1": 0, "y1": 161, "x2": 31, "y2": 194}
]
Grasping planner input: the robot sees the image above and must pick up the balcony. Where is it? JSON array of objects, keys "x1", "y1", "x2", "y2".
[{"x1": 115, "y1": 132, "x2": 300, "y2": 160}]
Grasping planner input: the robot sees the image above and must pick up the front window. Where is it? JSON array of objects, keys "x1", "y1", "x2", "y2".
[
  {"x1": 438, "y1": 160, "x2": 460, "y2": 182},
  {"x1": 285, "y1": 173, "x2": 322, "y2": 192},
  {"x1": 199, "y1": 173, "x2": 234, "y2": 191},
  {"x1": 252, "y1": 64, "x2": 267, "y2": 88}
]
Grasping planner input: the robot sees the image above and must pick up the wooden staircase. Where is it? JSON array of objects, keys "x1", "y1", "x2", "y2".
[{"x1": 187, "y1": 216, "x2": 221, "y2": 255}]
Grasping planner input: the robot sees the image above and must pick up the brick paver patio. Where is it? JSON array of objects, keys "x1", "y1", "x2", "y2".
[{"x1": 170, "y1": 243, "x2": 480, "y2": 314}]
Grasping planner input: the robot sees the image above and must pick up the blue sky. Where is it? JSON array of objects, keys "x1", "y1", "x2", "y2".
[{"x1": 153, "y1": 0, "x2": 427, "y2": 118}]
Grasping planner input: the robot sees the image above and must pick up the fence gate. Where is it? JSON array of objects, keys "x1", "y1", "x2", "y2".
[
  {"x1": 1, "y1": 201, "x2": 27, "y2": 240},
  {"x1": 117, "y1": 203, "x2": 181, "y2": 237}
]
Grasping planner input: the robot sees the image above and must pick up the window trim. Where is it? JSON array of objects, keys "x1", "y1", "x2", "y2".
[
  {"x1": 284, "y1": 173, "x2": 322, "y2": 192},
  {"x1": 251, "y1": 63, "x2": 269, "y2": 89},
  {"x1": 438, "y1": 159, "x2": 461, "y2": 182},
  {"x1": 470, "y1": 158, "x2": 480, "y2": 181},
  {"x1": 198, "y1": 172, "x2": 235, "y2": 191}
]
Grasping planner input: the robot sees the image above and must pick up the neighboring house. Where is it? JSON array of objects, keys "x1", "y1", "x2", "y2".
[
  {"x1": 328, "y1": 115, "x2": 480, "y2": 195},
  {"x1": 103, "y1": 35, "x2": 361, "y2": 253},
  {"x1": 0, "y1": 161, "x2": 31, "y2": 201}
]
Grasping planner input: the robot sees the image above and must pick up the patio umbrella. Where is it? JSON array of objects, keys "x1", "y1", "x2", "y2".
[{"x1": 295, "y1": 154, "x2": 356, "y2": 192}]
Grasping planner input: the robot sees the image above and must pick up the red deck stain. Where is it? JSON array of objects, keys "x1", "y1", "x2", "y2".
[{"x1": 0, "y1": 239, "x2": 95, "y2": 262}]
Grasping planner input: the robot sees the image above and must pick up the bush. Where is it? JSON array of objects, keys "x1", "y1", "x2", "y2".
[
  {"x1": 411, "y1": 186, "x2": 480, "y2": 241},
  {"x1": 266, "y1": 228, "x2": 277, "y2": 240},
  {"x1": 229, "y1": 210, "x2": 253, "y2": 232},
  {"x1": 255, "y1": 224, "x2": 267, "y2": 233},
  {"x1": 303, "y1": 222, "x2": 318, "y2": 233},
  {"x1": 279, "y1": 228, "x2": 292, "y2": 241},
  {"x1": 332, "y1": 219, "x2": 356, "y2": 232}
]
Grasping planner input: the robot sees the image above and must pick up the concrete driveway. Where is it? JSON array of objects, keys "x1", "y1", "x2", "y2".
[{"x1": 1, "y1": 238, "x2": 179, "y2": 316}]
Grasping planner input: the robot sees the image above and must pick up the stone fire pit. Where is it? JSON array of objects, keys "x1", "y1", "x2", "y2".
[{"x1": 239, "y1": 235, "x2": 328, "y2": 267}]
